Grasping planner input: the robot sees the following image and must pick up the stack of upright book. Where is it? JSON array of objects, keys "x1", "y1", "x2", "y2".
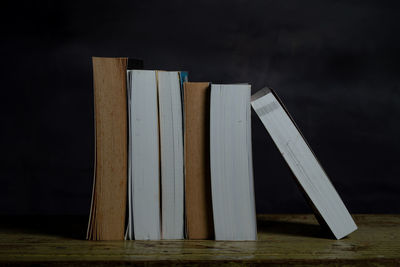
[{"x1": 87, "y1": 57, "x2": 357, "y2": 241}]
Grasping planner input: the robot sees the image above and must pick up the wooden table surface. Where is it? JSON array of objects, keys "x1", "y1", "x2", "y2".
[{"x1": 0, "y1": 214, "x2": 398, "y2": 266}]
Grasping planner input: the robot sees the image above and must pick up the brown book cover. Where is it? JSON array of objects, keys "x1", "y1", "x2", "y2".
[
  {"x1": 87, "y1": 57, "x2": 130, "y2": 240},
  {"x1": 183, "y1": 82, "x2": 214, "y2": 240}
]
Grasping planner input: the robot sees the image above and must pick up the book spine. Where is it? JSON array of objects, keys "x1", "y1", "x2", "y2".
[
  {"x1": 184, "y1": 82, "x2": 214, "y2": 240},
  {"x1": 88, "y1": 57, "x2": 128, "y2": 240}
]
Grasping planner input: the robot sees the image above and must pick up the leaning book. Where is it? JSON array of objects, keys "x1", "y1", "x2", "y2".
[{"x1": 251, "y1": 87, "x2": 357, "y2": 239}]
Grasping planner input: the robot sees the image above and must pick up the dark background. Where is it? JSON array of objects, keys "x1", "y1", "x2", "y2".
[{"x1": 1, "y1": 0, "x2": 399, "y2": 215}]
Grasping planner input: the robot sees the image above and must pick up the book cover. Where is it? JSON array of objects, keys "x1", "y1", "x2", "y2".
[
  {"x1": 87, "y1": 57, "x2": 143, "y2": 240},
  {"x1": 183, "y1": 82, "x2": 214, "y2": 240}
]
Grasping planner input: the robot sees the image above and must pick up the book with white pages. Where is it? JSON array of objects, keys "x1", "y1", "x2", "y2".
[
  {"x1": 126, "y1": 70, "x2": 161, "y2": 240},
  {"x1": 209, "y1": 84, "x2": 257, "y2": 241},
  {"x1": 157, "y1": 71, "x2": 185, "y2": 239},
  {"x1": 251, "y1": 87, "x2": 357, "y2": 239}
]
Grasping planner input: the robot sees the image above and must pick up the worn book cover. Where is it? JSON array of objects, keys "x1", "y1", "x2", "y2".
[
  {"x1": 87, "y1": 57, "x2": 142, "y2": 240},
  {"x1": 183, "y1": 82, "x2": 214, "y2": 240}
]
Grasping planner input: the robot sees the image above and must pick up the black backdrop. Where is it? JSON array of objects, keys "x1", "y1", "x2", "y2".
[{"x1": 1, "y1": 0, "x2": 399, "y2": 215}]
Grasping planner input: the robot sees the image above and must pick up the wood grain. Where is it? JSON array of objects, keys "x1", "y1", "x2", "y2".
[{"x1": 0, "y1": 215, "x2": 398, "y2": 266}]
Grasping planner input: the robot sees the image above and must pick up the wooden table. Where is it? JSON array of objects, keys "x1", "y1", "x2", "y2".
[{"x1": 0, "y1": 214, "x2": 398, "y2": 266}]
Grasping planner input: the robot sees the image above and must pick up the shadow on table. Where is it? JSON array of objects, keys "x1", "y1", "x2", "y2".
[
  {"x1": 0, "y1": 215, "x2": 336, "y2": 240},
  {"x1": 257, "y1": 218, "x2": 332, "y2": 239},
  {"x1": 0, "y1": 215, "x2": 88, "y2": 239}
]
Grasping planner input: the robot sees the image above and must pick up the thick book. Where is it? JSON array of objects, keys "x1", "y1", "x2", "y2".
[
  {"x1": 210, "y1": 84, "x2": 257, "y2": 241},
  {"x1": 158, "y1": 71, "x2": 185, "y2": 239},
  {"x1": 183, "y1": 82, "x2": 214, "y2": 240},
  {"x1": 125, "y1": 70, "x2": 161, "y2": 240},
  {"x1": 87, "y1": 57, "x2": 142, "y2": 240},
  {"x1": 251, "y1": 87, "x2": 357, "y2": 239}
]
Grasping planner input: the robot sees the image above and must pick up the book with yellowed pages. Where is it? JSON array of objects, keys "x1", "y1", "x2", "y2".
[
  {"x1": 183, "y1": 82, "x2": 214, "y2": 240},
  {"x1": 87, "y1": 57, "x2": 143, "y2": 241}
]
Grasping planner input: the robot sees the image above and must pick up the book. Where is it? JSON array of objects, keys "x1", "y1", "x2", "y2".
[
  {"x1": 179, "y1": 71, "x2": 189, "y2": 127},
  {"x1": 183, "y1": 82, "x2": 214, "y2": 240},
  {"x1": 125, "y1": 70, "x2": 161, "y2": 240},
  {"x1": 209, "y1": 84, "x2": 257, "y2": 241},
  {"x1": 179, "y1": 71, "x2": 189, "y2": 92},
  {"x1": 251, "y1": 87, "x2": 357, "y2": 239},
  {"x1": 87, "y1": 57, "x2": 142, "y2": 241},
  {"x1": 157, "y1": 71, "x2": 185, "y2": 239}
]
